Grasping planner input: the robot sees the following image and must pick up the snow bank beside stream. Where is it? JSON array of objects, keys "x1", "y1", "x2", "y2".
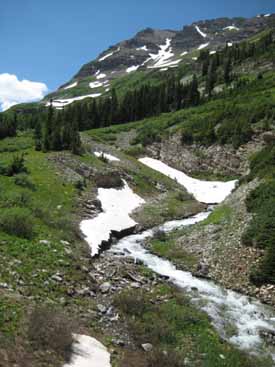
[
  {"x1": 139, "y1": 157, "x2": 237, "y2": 204},
  {"x1": 80, "y1": 180, "x2": 145, "y2": 256}
]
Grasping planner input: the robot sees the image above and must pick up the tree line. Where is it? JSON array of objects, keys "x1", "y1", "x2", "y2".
[
  {"x1": 29, "y1": 73, "x2": 200, "y2": 154},
  {"x1": 0, "y1": 113, "x2": 17, "y2": 140},
  {"x1": 34, "y1": 104, "x2": 82, "y2": 154}
]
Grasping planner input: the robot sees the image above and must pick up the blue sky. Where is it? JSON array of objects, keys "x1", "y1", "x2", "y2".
[{"x1": 0, "y1": 0, "x2": 275, "y2": 109}]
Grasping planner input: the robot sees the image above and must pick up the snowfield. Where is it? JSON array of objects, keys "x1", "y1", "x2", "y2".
[
  {"x1": 89, "y1": 81, "x2": 103, "y2": 89},
  {"x1": 198, "y1": 42, "x2": 209, "y2": 50},
  {"x1": 64, "y1": 82, "x2": 78, "y2": 90},
  {"x1": 94, "y1": 151, "x2": 120, "y2": 162},
  {"x1": 136, "y1": 45, "x2": 148, "y2": 51},
  {"x1": 99, "y1": 51, "x2": 114, "y2": 62},
  {"x1": 80, "y1": 180, "x2": 145, "y2": 256},
  {"x1": 195, "y1": 25, "x2": 207, "y2": 38},
  {"x1": 64, "y1": 334, "x2": 111, "y2": 367},
  {"x1": 96, "y1": 73, "x2": 107, "y2": 80},
  {"x1": 224, "y1": 25, "x2": 240, "y2": 31},
  {"x1": 148, "y1": 38, "x2": 175, "y2": 69},
  {"x1": 126, "y1": 65, "x2": 140, "y2": 73},
  {"x1": 139, "y1": 157, "x2": 237, "y2": 204},
  {"x1": 46, "y1": 93, "x2": 102, "y2": 108}
]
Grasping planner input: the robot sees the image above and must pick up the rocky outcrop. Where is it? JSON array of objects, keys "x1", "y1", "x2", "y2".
[
  {"x1": 73, "y1": 14, "x2": 275, "y2": 80},
  {"x1": 147, "y1": 132, "x2": 265, "y2": 177}
]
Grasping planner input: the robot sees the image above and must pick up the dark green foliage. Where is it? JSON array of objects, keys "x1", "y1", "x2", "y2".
[
  {"x1": 0, "y1": 207, "x2": 34, "y2": 239},
  {"x1": 249, "y1": 145, "x2": 275, "y2": 179},
  {"x1": 134, "y1": 124, "x2": 162, "y2": 146},
  {"x1": 217, "y1": 117, "x2": 253, "y2": 149},
  {"x1": 94, "y1": 172, "x2": 123, "y2": 188},
  {"x1": 0, "y1": 113, "x2": 17, "y2": 140},
  {"x1": 37, "y1": 102, "x2": 83, "y2": 154},
  {"x1": 28, "y1": 307, "x2": 74, "y2": 362},
  {"x1": 14, "y1": 174, "x2": 36, "y2": 191},
  {"x1": 242, "y1": 164, "x2": 275, "y2": 285},
  {"x1": 6, "y1": 154, "x2": 28, "y2": 176},
  {"x1": 206, "y1": 59, "x2": 217, "y2": 96},
  {"x1": 147, "y1": 349, "x2": 185, "y2": 367}
]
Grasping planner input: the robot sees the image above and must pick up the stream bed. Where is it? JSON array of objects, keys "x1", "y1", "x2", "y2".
[{"x1": 109, "y1": 210, "x2": 275, "y2": 362}]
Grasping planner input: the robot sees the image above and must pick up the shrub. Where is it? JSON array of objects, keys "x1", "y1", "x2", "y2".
[
  {"x1": 95, "y1": 172, "x2": 123, "y2": 188},
  {"x1": 243, "y1": 179, "x2": 275, "y2": 285},
  {"x1": 28, "y1": 307, "x2": 74, "y2": 362},
  {"x1": 114, "y1": 290, "x2": 150, "y2": 317},
  {"x1": 134, "y1": 125, "x2": 161, "y2": 146},
  {"x1": 147, "y1": 349, "x2": 185, "y2": 367},
  {"x1": 6, "y1": 154, "x2": 28, "y2": 176},
  {"x1": 0, "y1": 207, "x2": 34, "y2": 239},
  {"x1": 124, "y1": 145, "x2": 145, "y2": 158},
  {"x1": 74, "y1": 179, "x2": 86, "y2": 192},
  {"x1": 153, "y1": 229, "x2": 167, "y2": 242},
  {"x1": 14, "y1": 174, "x2": 36, "y2": 191}
]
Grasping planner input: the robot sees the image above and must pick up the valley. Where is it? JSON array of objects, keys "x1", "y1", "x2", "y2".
[{"x1": 1, "y1": 11, "x2": 275, "y2": 367}]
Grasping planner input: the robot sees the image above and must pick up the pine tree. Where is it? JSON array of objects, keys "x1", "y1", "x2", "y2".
[
  {"x1": 224, "y1": 57, "x2": 232, "y2": 84},
  {"x1": 70, "y1": 120, "x2": 82, "y2": 155},
  {"x1": 43, "y1": 100, "x2": 54, "y2": 151},
  {"x1": 187, "y1": 75, "x2": 200, "y2": 106},
  {"x1": 34, "y1": 119, "x2": 42, "y2": 151},
  {"x1": 110, "y1": 89, "x2": 119, "y2": 123},
  {"x1": 206, "y1": 60, "x2": 217, "y2": 97},
  {"x1": 51, "y1": 113, "x2": 63, "y2": 150}
]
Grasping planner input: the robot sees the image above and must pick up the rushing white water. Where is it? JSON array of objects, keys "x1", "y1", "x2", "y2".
[{"x1": 110, "y1": 210, "x2": 275, "y2": 361}]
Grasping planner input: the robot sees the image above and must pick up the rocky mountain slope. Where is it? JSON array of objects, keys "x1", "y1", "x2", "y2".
[{"x1": 44, "y1": 13, "x2": 275, "y2": 107}]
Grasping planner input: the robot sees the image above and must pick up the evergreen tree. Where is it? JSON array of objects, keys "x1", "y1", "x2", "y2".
[
  {"x1": 224, "y1": 57, "x2": 232, "y2": 84},
  {"x1": 187, "y1": 75, "x2": 200, "y2": 106},
  {"x1": 70, "y1": 120, "x2": 82, "y2": 155},
  {"x1": 110, "y1": 89, "x2": 119, "y2": 123},
  {"x1": 206, "y1": 60, "x2": 217, "y2": 97},
  {"x1": 34, "y1": 119, "x2": 42, "y2": 151}
]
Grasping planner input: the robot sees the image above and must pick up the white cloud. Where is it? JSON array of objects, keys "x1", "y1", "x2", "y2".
[{"x1": 0, "y1": 73, "x2": 48, "y2": 111}]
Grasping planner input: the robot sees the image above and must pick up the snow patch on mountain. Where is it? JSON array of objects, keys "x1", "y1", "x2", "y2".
[
  {"x1": 198, "y1": 42, "x2": 209, "y2": 50},
  {"x1": 96, "y1": 73, "x2": 107, "y2": 80},
  {"x1": 224, "y1": 25, "x2": 240, "y2": 31},
  {"x1": 99, "y1": 51, "x2": 114, "y2": 62},
  {"x1": 99, "y1": 47, "x2": 120, "y2": 62},
  {"x1": 64, "y1": 82, "x2": 78, "y2": 90},
  {"x1": 126, "y1": 65, "x2": 140, "y2": 73},
  {"x1": 47, "y1": 93, "x2": 102, "y2": 108},
  {"x1": 154, "y1": 58, "x2": 182, "y2": 68},
  {"x1": 89, "y1": 81, "x2": 103, "y2": 89},
  {"x1": 195, "y1": 25, "x2": 207, "y2": 38},
  {"x1": 94, "y1": 151, "x2": 120, "y2": 162},
  {"x1": 148, "y1": 38, "x2": 175, "y2": 68},
  {"x1": 181, "y1": 51, "x2": 188, "y2": 56},
  {"x1": 136, "y1": 45, "x2": 148, "y2": 51}
]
